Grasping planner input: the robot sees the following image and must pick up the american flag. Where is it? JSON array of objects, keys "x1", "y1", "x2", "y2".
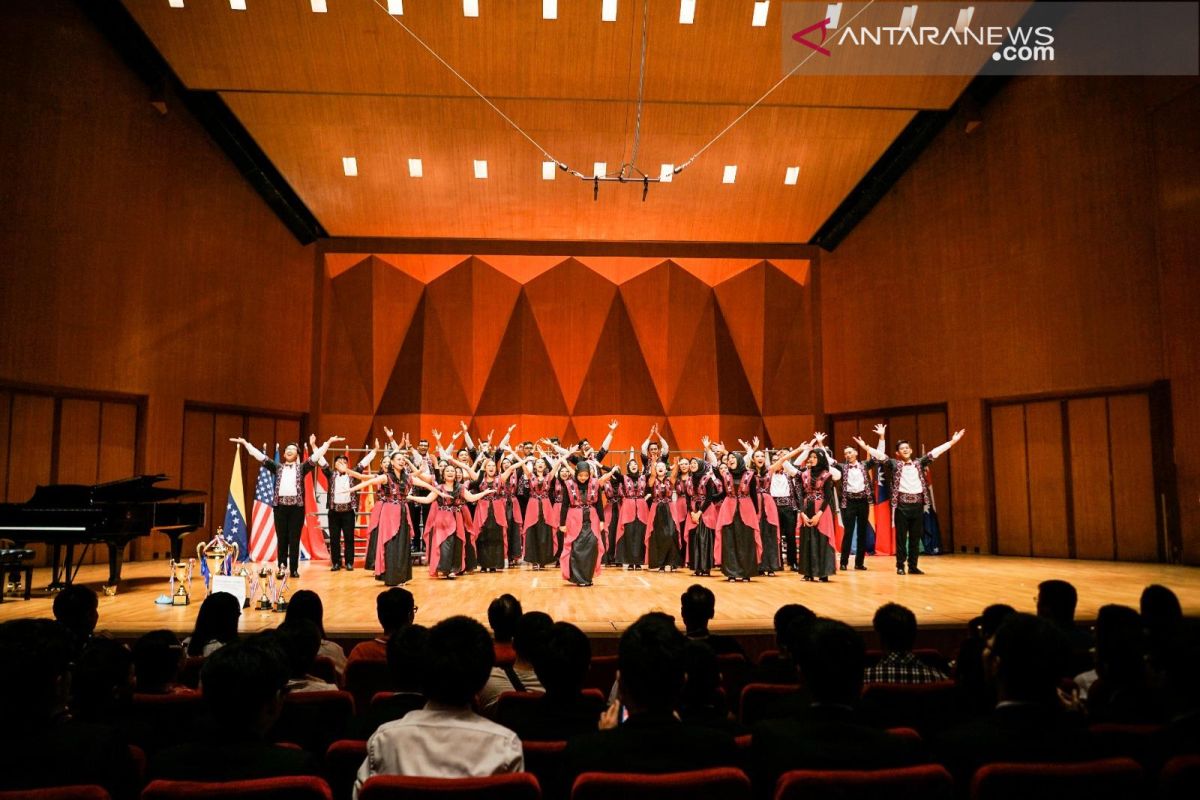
[{"x1": 249, "y1": 444, "x2": 278, "y2": 563}]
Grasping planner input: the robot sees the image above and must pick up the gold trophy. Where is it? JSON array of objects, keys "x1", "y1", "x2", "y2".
[
  {"x1": 195, "y1": 526, "x2": 240, "y2": 595},
  {"x1": 256, "y1": 565, "x2": 274, "y2": 611},
  {"x1": 273, "y1": 567, "x2": 290, "y2": 612},
  {"x1": 169, "y1": 559, "x2": 192, "y2": 606},
  {"x1": 236, "y1": 564, "x2": 253, "y2": 609}
]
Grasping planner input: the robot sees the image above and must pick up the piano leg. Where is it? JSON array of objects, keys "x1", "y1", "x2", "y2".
[
  {"x1": 46, "y1": 543, "x2": 68, "y2": 591},
  {"x1": 104, "y1": 540, "x2": 126, "y2": 594}
]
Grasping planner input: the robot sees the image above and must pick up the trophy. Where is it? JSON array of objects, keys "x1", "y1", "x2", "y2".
[
  {"x1": 169, "y1": 559, "x2": 192, "y2": 606},
  {"x1": 256, "y1": 565, "x2": 274, "y2": 611},
  {"x1": 236, "y1": 564, "x2": 253, "y2": 609},
  {"x1": 195, "y1": 526, "x2": 240, "y2": 595},
  {"x1": 272, "y1": 567, "x2": 290, "y2": 612}
]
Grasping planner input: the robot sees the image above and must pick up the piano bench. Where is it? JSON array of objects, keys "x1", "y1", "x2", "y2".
[{"x1": 0, "y1": 549, "x2": 35, "y2": 602}]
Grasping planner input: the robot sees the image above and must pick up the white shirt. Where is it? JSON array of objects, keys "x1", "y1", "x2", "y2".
[
  {"x1": 479, "y1": 665, "x2": 543, "y2": 717},
  {"x1": 844, "y1": 463, "x2": 867, "y2": 494},
  {"x1": 897, "y1": 462, "x2": 924, "y2": 494},
  {"x1": 354, "y1": 703, "x2": 523, "y2": 798},
  {"x1": 769, "y1": 472, "x2": 791, "y2": 497},
  {"x1": 332, "y1": 473, "x2": 353, "y2": 504},
  {"x1": 278, "y1": 463, "x2": 299, "y2": 497}
]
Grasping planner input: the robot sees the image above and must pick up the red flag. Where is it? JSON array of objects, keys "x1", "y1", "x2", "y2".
[{"x1": 300, "y1": 445, "x2": 331, "y2": 561}]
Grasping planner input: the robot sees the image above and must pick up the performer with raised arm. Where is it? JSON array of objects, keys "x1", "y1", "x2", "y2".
[
  {"x1": 348, "y1": 451, "x2": 441, "y2": 586},
  {"x1": 471, "y1": 457, "x2": 523, "y2": 573},
  {"x1": 517, "y1": 447, "x2": 562, "y2": 570},
  {"x1": 314, "y1": 436, "x2": 378, "y2": 572},
  {"x1": 830, "y1": 425, "x2": 886, "y2": 571},
  {"x1": 714, "y1": 445, "x2": 761, "y2": 582},
  {"x1": 775, "y1": 435, "x2": 842, "y2": 582},
  {"x1": 550, "y1": 458, "x2": 575, "y2": 561},
  {"x1": 615, "y1": 450, "x2": 650, "y2": 570},
  {"x1": 683, "y1": 451, "x2": 721, "y2": 577},
  {"x1": 640, "y1": 423, "x2": 670, "y2": 470},
  {"x1": 644, "y1": 459, "x2": 682, "y2": 572},
  {"x1": 423, "y1": 465, "x2": 495, "y2": 580},
  {"x1": 557, "y1": 460, "x2": 619, "y2": 587},
  {"x1": 231, "y1": 434, "x2": 342, "y2": 578},
  {"x1": 743, "y1": 438, "x2": 783, "y2": 578},
  {"x1": 856, "y1": 426, "x2": 966, "y2": 575}
]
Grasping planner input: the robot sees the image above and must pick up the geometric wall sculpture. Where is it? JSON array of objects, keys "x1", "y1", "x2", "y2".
[{"x1": 317, "y1": 254, "x2": 819, "y2": 455}]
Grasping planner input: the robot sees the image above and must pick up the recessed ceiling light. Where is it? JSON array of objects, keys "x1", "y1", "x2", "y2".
[
  {"x1": 784, "y1": 166, "x2": 800, "y2": 185},
  {"x1": 408, "y1": 158, "x2": 423, "y2": 178},
  {"x1": 543, "y1": 0, "x2": 557, "y2": 20},
  {"x1": 602, "y1": 0, "x2": 618, "y2": 23},
  {"x1": 168, "y1": 0, "x2": 184, "y2": 7},
  {"x1": 722, "y1": 165, "x2": 738, "y2": 184},
  {"x1": 310, "y1": 0, "x2": 327, "y2": 13},
  {"x1": 659, "y1": 164, "x2": 675, "y2": 183},
  {"x1": 342, "y1": 157, "x2": 358, "y2": 177},
  {"x1": 899, "y1": 5, "x2": 917, "y2": 30},
  {"x1": 751, "y1": 1, "x2": 769, "y2": 27},
  {"x1": 229, "y1": 0, "x2": 246, "y2": 10},
  {"x1": 679, "y1": 0, "x2": 696, "y2": 24},
  {"x1": 593, "y1": 162, "x2": 607, "y2": 178},
  {"x1": 387, "y1": 0, "x2": 404, "y2": 15},
  {"x1": 954, "y1": 6, "x2": 974, "y2": 34},
  {"x1": 825, "y1": 3, "x2": 842, "y2": 28},
  {"x1": 463, "y1": 0, "x2": 479, "y2": 18},
  {"x1": 474, "y1": 160, "x2": 488, "y2": 179},
  {"x1": 542, "y1": 161, "x2": 556, "y2": 180}
]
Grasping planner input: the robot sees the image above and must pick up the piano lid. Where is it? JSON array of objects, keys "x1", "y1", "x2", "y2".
[{"x1": 22, "y1": 475, "x2": 206, "y2": 507}]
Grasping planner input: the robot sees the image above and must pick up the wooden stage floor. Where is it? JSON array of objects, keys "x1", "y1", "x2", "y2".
[{"x1": 3, "y1": 554, "x2": 1198, "y2": 639}]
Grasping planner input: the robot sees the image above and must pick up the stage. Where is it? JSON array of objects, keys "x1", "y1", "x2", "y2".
[{"x1": 2, "y1": 554, "x2": 1197, "y2": 640}]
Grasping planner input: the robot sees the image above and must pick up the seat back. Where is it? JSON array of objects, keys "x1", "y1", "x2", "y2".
[
  {"x1": 583, "y1": 655, "x2": 617, "y2": 695},
  {"x1": 310, "y1": 656, "x2": 340, "y2": 687},
  {"x1": 1088, "y1": 723, "x2": 1165, "y2": 767},
  {"x1": 269, "y1": 691, "x2": 355, "y2": 755},
  {"x1": 1160, "y1": 754, "x2": 1200, "y2": 800},
  {"x1": 969, "y1": 758, "x2": 1144, "y2": 800},
  {"x1": 358, "y1": 772, "x2": 541, "y2": 800},
  {"x1": 739, "y1": 683, "x2": 801, "y2": 725},
  {"x1": 0, "y1": 787, "x2": 111, "y2": 800},
  {"x1": 860, "y1": 681, "x2": 958, "y2": 734},
  {"x1": 571, "y1": 768, "x2": 751, "y2": 800},
  {"x1": 129, "y1": 692, "x2": 205, "y2": 753},
  {"x1": 178, "y1": 656, "x2": 205, "y2": 689},
  {"x1": 522, "y1": 740, "x2": 567, "y2": 800},
  {"x1": 345, "y1": 660, "x2": 394, "y2": 714},
  {"x1": 774, "y1": 765, "x2": 954, "y2": 800},
  {"x1": 716, "y1": 654, "x2": 749, "y2": 705},
  {"x1": 141, "y1": 776, "x2": 333, "y2": 800},
  {"x1": 324, "y1": 739, "x2": 367, "y2": 800}
]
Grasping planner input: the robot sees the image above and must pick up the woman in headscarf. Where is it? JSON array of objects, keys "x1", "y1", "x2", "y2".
[
  {"x1": 471, "y1": 457, "x2": 523, "y2": 572},
  {"x1": 517, "y1": 448, "x2": 562, "y2": 570},
  {"x1": 645, "y1": 459, "x2": 682, "y2": 571},
  {"x1": 616, "y1": 453, "x2": 650, "y2": 570},
  {"x1": 683, "y1": 456, "x2": 721, "y2": 577},
  {"x1": 714, "y1": 447, "x2": 761, "y2": 582},
  {"x1": 742, "y1": 440, "x2": 783, "y2": 577},
  {"x1": 349, "y1": 450, "x2": 440, "y2": 586},
  {"x1": 558, "y1": 460, "x2": 619, "y2": 587},
  {"x1": 773, "y1": 437, "x2": 841, "y2": 582},
  {"x1": 420, "y1": 464, "x2": 494, "y2": 579}
]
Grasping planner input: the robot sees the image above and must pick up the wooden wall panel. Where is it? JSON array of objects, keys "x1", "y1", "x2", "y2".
[
  {"x1": 1069, "y1": 397, "x2": 1116, "y2": 560},
  {"x1": 99, "y1": 402, "x2": 137, "y2": 481},
  {"x1": 56, "y1": 399, "x2": 102, "y2": 564},
  {"x1": 917, "y1": 410, "x2": 953, "y2": 548},
  {"x1": 991, "y1": 405, "x2": 1031, "y2": 556},
  {"x1": 0, "y1": 392, "x2": 11, "y2": 502},
  {"x1": 6, "y1": 395, "x2": 54, "y2": 561},
  {"x1": 179, "y1": 409, "x2": 214, "y2": 544},
  {"x1": 1108, "y1": 394, "x2": 1160, "y2": 562},
  {"x1": 1026, "y1": 401, "x2": 1070, "y2": 558}
]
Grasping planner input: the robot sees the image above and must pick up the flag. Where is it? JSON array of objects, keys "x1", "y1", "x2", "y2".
[
  {"x1": 923, "y1": 467, "x2": 942, "y2": 555},
  {"x1": 300, "y1": 445, "x2": 331, "y2": 561},
  {"x1": 872, "y1": 461, "x2": 895, "y2": 556},
  {"x1": 249, "y1": 444, "x2": 278, "y2": 563},
  {"x1": 222, "y1": 447, "x2": 249, "y2": 562}
]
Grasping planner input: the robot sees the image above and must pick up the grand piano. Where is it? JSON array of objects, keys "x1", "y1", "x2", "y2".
[{"x1": 0, "y1": 475, "x2": 206, "y2": 591}]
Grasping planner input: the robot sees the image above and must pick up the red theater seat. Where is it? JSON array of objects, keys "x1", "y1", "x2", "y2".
[
  {"x1": 860, "y1": 681, "x2": 958, "y2": 733},
  {"x1": 324, "y1": 740, "x2": 368, "y2": 800},
  {"x1": 1160, "y1": 754, "x2": 1200, "y2": 800},
  {"x1": 583, "y1": 655, "x2": 617, "y2": 695},
  {"x1": 739, "y1": 682, "x2": 801, "y2": 724},
  {"x1": 969, "y1": 758, "x2": 1144, "y2": 800},
  {"x1": 774, "y1": 765, "x2": 953, "y2": 800},
  {"x1": 141, "y1": 776, "x2": 333, "y2": 800},
  {"x1": 357, "y1": 773, "x2": 541, "y2": 800},
  {"x1": 269, "y1": 690, "x2": 355, "y2": 755},
  {"x1": 129, "y1": 692, "x2": 205, "y2": 753},
  {"x1": 345, "y1": 660, "x2": 394, "y2": 715},
  {"x1": 0, "y1": 788, "x2": 111, "y2": 800},
  {"x1": 571, "y1": 768, "x2": 751, "y2": 800}
]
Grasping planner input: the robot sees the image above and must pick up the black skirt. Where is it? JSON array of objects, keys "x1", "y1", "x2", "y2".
[
  {"x1": 647, "y1": 503, "x2": 682, "y2": 569},
  {"x1": 381, "y1": 513, "x2": 412, "y2": 586},
  {"x1": 568, "y1": 515, "x2": 598, "y2": 586},
  {"x1": 476, "y1": 507, "x2": 506, "y2": 570},
  {"x1": 720, "y1": 516, "x2": 757, "y2": 580},
  {"x1": 689, "y1": 521, "x2": 715, "y2": 573},
  {"x1": 621, "y1": 519, "x2": 647, "y2": 566}
]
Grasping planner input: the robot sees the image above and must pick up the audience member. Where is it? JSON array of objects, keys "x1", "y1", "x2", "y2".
[
  {"x1": 277, "y1": 619, "x2": 338, "y2": 693},
  {"x1": 480, "y1": 610, "x2": 551, "y2": 716},
  {"x1": 954, "y1": 603, "x2": 1016, "y2": 715},
  {"x1": 488, "y1": 593, "x2": 523, "y2": 665},
  {"x1": 1081, "y1": 604, "x2": 1161, "y2": 723},
  {"x1": 183, "y1": 591, "x2": 241, "y2": 657},
  {"x1": 680, "y1": 583, "x2": 745, "y2": 656},
  {"x1": 499, "y1": 621, "x2": 606, "y2": 741},
  {"x1": 285, "y1": 589, "x2": 348, "y2": 676},
  {"x1": 749, "y1": 603, "x2": 814, "y2": 685},
  {"x1": 562, "y1": 612, "x2": 738, "y2": 785},
  {"x1": 354, "y1": 616, "x2": 522, "y2": 797},
  {"x1": 1036, "y1": 579, "x2": 1093, "y2": 675},
  {"x1": 679, "y1": 640, "x2": 741, "y2": 734},
  {"x1": 1141, "y1": 583, "x2": 1184, "y2": 670},
  {"x1": 52, "y1": 583, "x2": 100, "y2": 653},
  {"x1": 353, "y1": 624, "x2": 430, "y2": 739},
  {"x1": 751, "y1": 618, "x2": 924, "y2": 797},
  {"x1": 1160, "y1": 619, "x2": 1200, "y2": 758},
  {"x1": 132, "y1": 629, "x2": 193, "y2": 695},
  {"x1": 348, "y1": 587, "x2": 415, "y2": 664},
  {"x1": 72, "y1": 636, "x2": 136, "y2": 726},
  {"x1": 0, "y1": 619, "x2": 138, "y2": 800},
  {"x1": 151, "y1": 637, "x2": 319, "y2": 780},
  {"x1": 864, "y1": 603, "x2": 948, "y2": 684},
  {"x1": 934, "y1": 613, "x2": 1093, "y2": 786}
]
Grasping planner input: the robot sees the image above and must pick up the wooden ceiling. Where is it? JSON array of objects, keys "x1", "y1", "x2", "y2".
[{"x1": 122, "y1": 0, "x2": 1007, "y2": 242}]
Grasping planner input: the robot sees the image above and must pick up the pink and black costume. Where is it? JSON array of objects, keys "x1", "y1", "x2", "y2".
[
  {"x1": 646, "y1": 477, "x2": 683, "y2": 570},
  {"x1": 521, "y1": 472, "x2": 556, "y2": 567},
  {"x1": 426, "y1": 485, "x2": 471, "y2": 578},
  {"x1": 795, "y1": 466, "x2": 838, "y2": 580},
  {"x1": 558, "y1": 478, "x2": 605, "y2": 586},
  {"x1": 716, "y1": 459, "x2": 762, "y2": 581}
]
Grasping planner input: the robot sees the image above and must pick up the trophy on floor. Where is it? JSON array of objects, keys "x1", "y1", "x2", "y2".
[
  {"x1": 236, "y1": 563, "x2": 253, "y2": 609},
  {"x1": 168, "y1": 559, "x2": 192, "y2": 606},
  {"x1": 196, "y1": 526, "x2": 240, "y2": 595},
  {"x1": 273, "y1": 567, "x2": 290, "y2": 612},
  {"x1": 256, "y1": 565, "x2": 274, "y2": 611}
]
